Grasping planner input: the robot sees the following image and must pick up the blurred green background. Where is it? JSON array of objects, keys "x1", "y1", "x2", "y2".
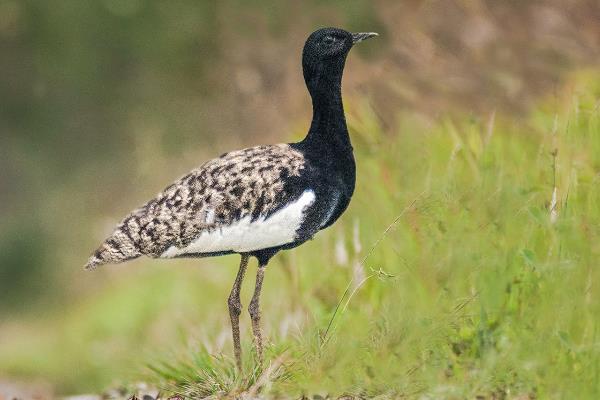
[{"x1": 1, "y1": 1, "x2": 600, "y2": 398}]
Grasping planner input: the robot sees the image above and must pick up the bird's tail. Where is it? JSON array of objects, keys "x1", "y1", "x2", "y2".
[{"x1": 84, "y1": 228, "x2": 142, "y2": 270}]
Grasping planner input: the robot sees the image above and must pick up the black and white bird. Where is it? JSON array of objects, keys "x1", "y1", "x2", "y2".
[{"x1": 85, "y1": 27, "x2": 378, "y2": 369}]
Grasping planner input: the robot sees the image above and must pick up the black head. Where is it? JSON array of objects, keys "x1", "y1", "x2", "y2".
[{"x1": 302, "y1": 27, "x2": 378, "y2": 95}]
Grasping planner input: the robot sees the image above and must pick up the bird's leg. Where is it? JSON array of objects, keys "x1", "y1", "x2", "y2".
[
  {"x1": 248, "y1": 263, "x2": 267, "y2": 366},
  {"x1": 228, "y1": 253, "x2": 249, "y2": 371}
]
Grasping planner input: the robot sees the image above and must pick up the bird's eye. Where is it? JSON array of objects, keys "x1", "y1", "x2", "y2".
[{"x1": 323, "y1": 36, "x2": 336, "y2": 45}]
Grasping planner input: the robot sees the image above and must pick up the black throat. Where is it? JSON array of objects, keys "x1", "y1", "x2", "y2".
[{"x1": 301, "y1": 56, "x2": 353, "y2": 161}]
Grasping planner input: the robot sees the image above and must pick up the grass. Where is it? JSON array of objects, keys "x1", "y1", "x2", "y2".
[{"x1": 1, "y1": 71, "x2": 600, "y2": 398}]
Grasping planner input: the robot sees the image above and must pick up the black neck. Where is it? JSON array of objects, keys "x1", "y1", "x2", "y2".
[{"x1": 301, "y1": 62, "x2": 352, "y2": 155}]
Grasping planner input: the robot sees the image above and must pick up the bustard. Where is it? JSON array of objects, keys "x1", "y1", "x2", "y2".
[{"x1": 85, "y1": 27, "x2": 378, "y2": 369}]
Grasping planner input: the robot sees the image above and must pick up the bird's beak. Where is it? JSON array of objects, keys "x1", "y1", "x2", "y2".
[{"x1": 351, "y1": 32, "x2": 379, "y2": 45}]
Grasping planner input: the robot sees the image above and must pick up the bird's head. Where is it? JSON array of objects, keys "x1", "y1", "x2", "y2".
[{"x1": 302, "y1": 27, "x2": 378, "y2": 95}]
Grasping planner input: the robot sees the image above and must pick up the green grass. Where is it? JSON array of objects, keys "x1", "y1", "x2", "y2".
[{"x1": 1, "y1": 71, "x2": 600, "y2": 398}]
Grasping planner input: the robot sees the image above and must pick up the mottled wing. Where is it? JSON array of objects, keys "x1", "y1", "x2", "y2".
[{"x1": 85, "y1": 144, "x2": 306, "y2": 269}]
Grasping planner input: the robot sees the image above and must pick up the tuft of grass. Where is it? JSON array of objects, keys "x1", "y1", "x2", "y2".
[
  {"x1": 147, "y1": 350, "x2": 241, "y2": 398},
  {"x1": 146, "y1": 345, "x2": 293, "y2": 398}
]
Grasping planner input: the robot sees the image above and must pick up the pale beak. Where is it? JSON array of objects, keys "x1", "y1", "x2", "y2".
[{"x1": 351, "y1": 32, "x2": 379, "y2": 44}]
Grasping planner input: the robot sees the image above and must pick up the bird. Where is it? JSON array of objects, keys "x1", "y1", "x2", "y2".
[{"x1": 84, "y1": 27, "x2": 378, "y2": 370}]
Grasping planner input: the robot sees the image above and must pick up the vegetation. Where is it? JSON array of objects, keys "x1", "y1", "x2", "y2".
[
  {"x1": 1, "y1": 72, "x2": 599, "y2": 398},
  {"x1": 2, "y1": 1, "x2": 600, "y2": 398}
]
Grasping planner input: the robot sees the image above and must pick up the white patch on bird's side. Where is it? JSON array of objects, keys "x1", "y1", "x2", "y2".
[{"x1": 161, "y1": 190, "x2": 316, "y2": 257}]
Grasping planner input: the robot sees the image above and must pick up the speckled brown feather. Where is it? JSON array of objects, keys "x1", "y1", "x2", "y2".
[{"x1": 84, "y1": 144, "x2": 305, "y2": 269}]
